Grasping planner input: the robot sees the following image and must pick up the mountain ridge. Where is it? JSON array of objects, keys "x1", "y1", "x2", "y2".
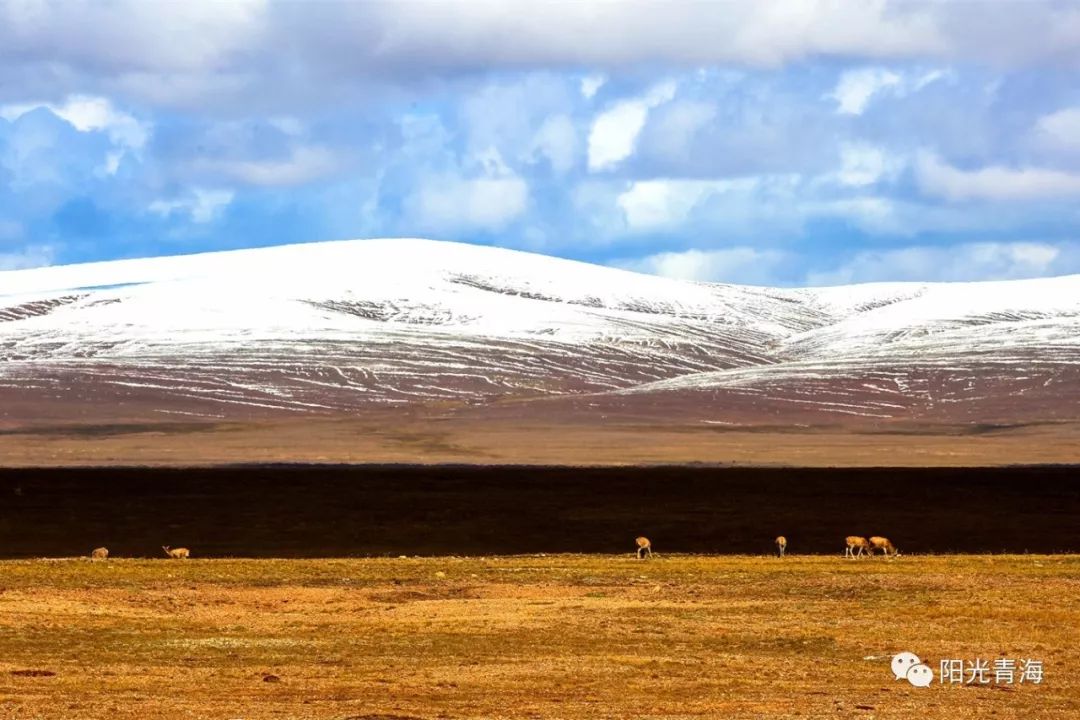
[{"x1": 1, "y1": 238, "x2": 1078, "y2": 425}]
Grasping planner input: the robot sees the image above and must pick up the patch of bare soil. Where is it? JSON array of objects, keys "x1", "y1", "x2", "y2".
[{"x1": 0, "y1": 415, "x2": 1078, "y2": 467}]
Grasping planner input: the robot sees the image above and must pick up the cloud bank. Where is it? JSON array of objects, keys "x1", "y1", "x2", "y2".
[{"x1": 1, "y1": 1, "x2": 1080, "y2": 286}]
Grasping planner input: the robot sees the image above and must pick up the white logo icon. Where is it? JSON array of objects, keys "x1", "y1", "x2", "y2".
[
  {"x1": 891, "y1": 652, "x2": 921, "y2": 680},
  {"x1": 907, "y1": 663, "x2": 934, "y2": 687},
  {"x1": 892, "y1": 652, "x2": 933, "y2": 687}
]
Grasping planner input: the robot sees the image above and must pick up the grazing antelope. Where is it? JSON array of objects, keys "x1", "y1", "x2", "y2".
[
  {"x1": 635, "y1": 536, "x2": 652, "y2": 560},
  {"x1": 845, "y1": 535, "x2": 870, "y2": 559},
  {"x1": 162, "y1": 546, "x2": 190, "y2": 559},
  {"x1": 868, "y1": 536, "x2": 898, "y2": 558},
  {"x1": 90, "y1": 547, "x2": 109, "y2": 560},
  {"x1": 775, "y1": 536, "x2": 787, "y2": 557}
]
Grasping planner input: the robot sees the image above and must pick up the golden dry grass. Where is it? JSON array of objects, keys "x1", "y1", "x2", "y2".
[{"x1": 0, "y1": 555, "x2": 1077, "y2": 719}]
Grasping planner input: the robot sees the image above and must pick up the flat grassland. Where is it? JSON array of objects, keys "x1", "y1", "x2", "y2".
[
  {"x1": 0, "y1": 555, "x2": 1077, "y2": 719},
  {"x1": 1, "y1": 417, "x2": 1079, "y2": 467}
]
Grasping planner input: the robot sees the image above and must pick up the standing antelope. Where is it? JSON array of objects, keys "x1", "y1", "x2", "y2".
[
  {"x1": 162, "y1": 546, "x2": 190, "y2": 559},
  {"x1": 845, "y1": 536, "x2": 870, "y2": 559},
  {"x1": 635, "y1": 536, "x2": 652, "y2": 560},
  {"x1": 775, "y1": 536, "x2": 787, "y2": 557},
  {"x1": 868, "y1": 536, "x2": 898, "y2": 558},
  {"x1": 90, "y1": 547, "x2": 109, "y2": 560}
]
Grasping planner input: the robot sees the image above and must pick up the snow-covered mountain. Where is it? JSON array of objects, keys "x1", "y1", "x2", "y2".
[{"x1": 1, "y1": 238, "x2": 1078, "y2": 424}]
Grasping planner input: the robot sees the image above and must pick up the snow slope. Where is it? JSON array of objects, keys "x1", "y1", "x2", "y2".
[
  {"x1": 1, "y1": 238, "x2": 1077, "y2": 422},
  {"x1": 616, "y1": 276, "x2": 1080, "y2": 422}
]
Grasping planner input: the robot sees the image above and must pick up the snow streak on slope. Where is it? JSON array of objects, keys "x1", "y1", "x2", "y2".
[
  {"x1": 0, "y1": 238, "x2": 1077, "y2": 423},
  {"x1": 615, "y1": 276, "x2": 1080, "y2": 422},
  {"x1": 0, "y1": 239, "x2": 828, "y2": 418}
]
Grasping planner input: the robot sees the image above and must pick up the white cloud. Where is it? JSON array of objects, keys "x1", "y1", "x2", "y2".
[
  {"x1": 0, "y1": 245, "x2": 54, "y2": 271},
  {"x1": 1, "y1": 94, "x2": 151, "y2": 178},
  {"x1": 529, "y1": 114, "x2": 577, "y2": 174},
  {"x1": 100, "y1": 150, "x2": 124, "y2": 176},
  {"x1": 828, "y1": 68, "x2": 902, "y2": 115},
  {"x1": 588, "y1": 80, "x2": 677, "y2": 171},
  {"x1": 0, "y1": 95, "x2": 149, "y2": 151},
  {"x1": 617, "y1": 179, "x2": 750, "y2": 230},
  {"x1": 1033, "y1": 107, "x2": 1080, "y2": 153},
  {"x1": 916, "y1": 151, "x2": 1080, "y2": 201},
  {"x1": 471, "y1": 145, "x2": 515, "y2": 177},
  {"x1": 2, "y1": 2, "x2": 1078, "y2": 115},
  {"x1": 588, "y1": 102, "x2": 651, "y2": 171},
  {"x1": 409, "y1": 149, "x2": 529, "y2": 232},
  {"x1": 109, "y1": 71, "x2": 258, "y2": 112},
  {"x1": 807, "y1": 241, "x2": 1075, "y2": 285},
  {"x1": 616, "y1": 174, "x2": 906, "y2": 241},
  {"x1": 612, "y1": 174, "x2": 906, "y2": 242},
  {"x1": 642, "y1": 82, "x2": 679, "y2": 108},
  {"x1": 827, "y1": 66, "x2": 950, "y2": 115},
  {"x1": 569, "y1": 181, "x2": 629, "y2": 242},
  {"x1": 913, "y1": 68, "x2": 949, "y2": 90},
  {"x1": 412, "y1": 176, "x2": 528, "y2": 232},
  {"x1": 604, "y1": 225, "x2": 1079, "y2": 286},
  {"x1": 819, "y1": 196, "x2": 898, "y2": 233},
  {"x1": 298, "y1": 1, "x2": 946, "y2": 72},
  {"x1": 727, "y1": 1, "x2": 945, "y2": 66},
  {"x1": 0, "y1": 0, "x2": 266, "y2": 74},
  {"x1": 190, "y1": 146, "x2": 338, "y2": 186},
  {"x1": 580, "y1": 74, "x2": 605, "y2": 99},
  {"x1": 643, "y1": 100, "x2": 717, "y2": 163},
  {"x1": 459, "y1": 76, "x2": 575, "y2": 154},
  {"x1": 836, "y1": 143, "x2": 896, "y2": 186},
  {"x1": 149, "y1": 188, "x2": 234, "y2": 223},
  {"x1": 50, "y1": 96, "x2": 148, "y2": 149},
  {"x1": 619, "y1": 247, "x2": 789, "y2": 285}
]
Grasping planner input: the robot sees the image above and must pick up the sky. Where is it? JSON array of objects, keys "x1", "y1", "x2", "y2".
[{"x1": 2, "y1": 0, "x2": 1080, "y2": 286}]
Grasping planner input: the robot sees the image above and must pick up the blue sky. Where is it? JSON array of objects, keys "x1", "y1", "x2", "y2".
[{"x1": 2, "y1": 0, "x2": 1080, "y2": 285}]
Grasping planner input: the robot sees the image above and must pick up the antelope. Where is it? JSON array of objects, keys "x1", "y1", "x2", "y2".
[
  {"x1": 635, "y1": 536, "x2": 652, "y2": 560},
  {"x1": 775, "y1": 536, "x2": 787, "y2": 557},
  {"x1": 162, "y1": 546, "x2": 190, "y2": 559},
  {"x1": 845, "y1": 536, "x2": 870, "y2": 559},
  {"x1": 90, "y1": 547, "x2": 109, "y2": 560},
  {"x1": 868, "y1": 536, "x2": 898, "y2": 558}
]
